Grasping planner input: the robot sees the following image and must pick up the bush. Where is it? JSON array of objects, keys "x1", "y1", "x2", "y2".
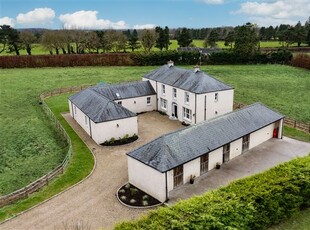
[
  {"x1": 131, "y1": 50, "x2": 204, "y2": 66},
  {"x1": 291, "y1": 54, "x2": 310, "y2": 70},
  {"x1": 115, "y1": 155, "x2": 310, "y2": 230},
  {"x1": 208, "y1": 50, "x2": 292, "y2": 65}
]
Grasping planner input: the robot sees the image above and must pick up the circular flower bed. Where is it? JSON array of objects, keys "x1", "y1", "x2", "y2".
[
  {"x1": 102, "y1": 134, "x2": 138, "y2": 146},
  {"x1": 117, "y1": 183, "x2": 161, "y2": 208}
]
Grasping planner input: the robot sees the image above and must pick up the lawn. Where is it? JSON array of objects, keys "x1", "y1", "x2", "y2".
[
  {"x1": 269, "y1": 208, "x2": 310, "y2": 230},
  {"x1": 0, "y1": 64, "x2": 309, "y2": 221}
]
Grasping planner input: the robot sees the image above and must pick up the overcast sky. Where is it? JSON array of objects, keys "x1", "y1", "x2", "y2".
[{"x1": 0, "y1": 0, "x2": 309, "y2": 29}]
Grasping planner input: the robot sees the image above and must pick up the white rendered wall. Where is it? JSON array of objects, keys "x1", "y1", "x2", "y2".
[
  {"x1": 114, "y1": 95, "x2": 156, "y2": 113},
  {"x1": 183, "y1": 158, "x2": 201, "y2": 183},
  {"x1": 91, "y1": 116, "x2": 138, "y2": 145},
  {"x1": 208, "y1": 147, "x2": 224, "y2": 169},
  {"x1": 128, "y1": 157, "x2": 167, "y2": 203},
  {"x1": 68, "y1": 100, "x2": 73, "y2": 117},
  {"x1": 229, "y1": 138, "x2": 243, "y2": 160},
  {"x1": 249, "y1": 123, "x2": 275, "y2": 149},
  {"x1": 70, "y1": 102, "x2": 91, "y2": 136},
  {"x1": 198, "y1": 89, "x2": 234, "y2": 122}
]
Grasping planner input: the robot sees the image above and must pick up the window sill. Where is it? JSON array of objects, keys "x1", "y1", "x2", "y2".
[
  {"x1": 147, "y1": 104, "x2": 152, "y2": 106},
  {"x1": 183, "y1": 117, "x2": 192, "y2": 122}
]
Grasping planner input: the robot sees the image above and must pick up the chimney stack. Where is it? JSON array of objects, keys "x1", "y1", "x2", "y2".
[
  {"x1": 167, "y1": 60, "x2": 174, "y2": 67},
  {"x1": 194, "y1": 65, "x2": 200, "y2": 73}
]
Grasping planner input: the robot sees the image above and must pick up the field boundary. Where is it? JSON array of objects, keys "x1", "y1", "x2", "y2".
[
  {"x1": 234, "y1": 102, "x2": 310, "y2": 133},
  {"x1": 0, "y1": 85, "x2": 93, "y2": 208}
]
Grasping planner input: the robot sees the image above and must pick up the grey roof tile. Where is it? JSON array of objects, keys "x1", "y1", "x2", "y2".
[
  {"x1": 127, "y1": 103, "x2": 284, "y2": 172},
  {"x1": 143, "y1": 65, "x2": 233, "y2": 93},
  {"x1": 92, "y1": 81, "x2": 156, "y2": 100},
  {"x1": 69, "y1": 89, "x2": 136, "y2": 123}
]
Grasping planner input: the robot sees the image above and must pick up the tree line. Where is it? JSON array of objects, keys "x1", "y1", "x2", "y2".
[{"x1": 0, "y1": 17, "x2": 309, "y2": 56}]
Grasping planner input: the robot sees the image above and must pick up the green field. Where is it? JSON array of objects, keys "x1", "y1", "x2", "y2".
[
  {"x1": 269, "y1": 208, "x2": 310, "y2": 230},
  {"x1": 2, "y1": 40, "x2": 308, "y2": 56},
  {"x1": 1, "y1": 64, "x2": 309, "y2": 196}
]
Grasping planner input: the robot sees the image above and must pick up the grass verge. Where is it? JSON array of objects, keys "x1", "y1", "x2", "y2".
[
  {"x1": 284, "y1": 126, "x2": 310, "y2": 143},
  {"x1": 0, "y1": 93, "x2": 94, "y2": 222}
]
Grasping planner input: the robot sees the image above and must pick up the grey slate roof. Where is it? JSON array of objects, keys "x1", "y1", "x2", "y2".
[
  {"x1": 127, "y1": 103, "x2": 284, "y2": 173},
  {"x1": 69, "y1": 89, "x2": 136, "y2": 123},
  {"x1": 143, "y1": 64, "x2": 233, "y2": 94},
  {"x1": 92, "y1": 81, "x2": 156, "y2": 100}
]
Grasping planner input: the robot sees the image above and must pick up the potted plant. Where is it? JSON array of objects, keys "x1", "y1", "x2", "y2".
[
  {"x1": 216, "y1": 162, "x2": 221, "y2": 169},
  {"x1": 190, "y1": 175, "x2": 196, "y2": 184}
]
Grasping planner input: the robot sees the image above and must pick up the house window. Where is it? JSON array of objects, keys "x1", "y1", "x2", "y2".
[
  {"x1": 223, "y1": 144, "x2": 230, "y2": 163},
  {"x1": 173, "y1": 165, "x2": 183, "y2": 188},
  {"x1": 161, "y1": 98, "x2": 167, "y2": 110},
  {"x1": 147, "y1": 97, "x2": 151, "y2": 105},
  {"x1": 183, "y1": 107, "x2": 192, "y2": 121},
  {"x1": 117, "y1": 101, "x2": 122, "y2": 105},
  {"x1": 84, "y1": 115, "x2": 88, "y2": 125},
  {"x1": 200, "y1": 154, "x2": 209, "y2": 175},
  {"x1": 185, "y1": 92, "x2": 190, "y2": 104},
  {"x1": 162, "y1": 84, "x2": 166, "y2": 95},
  {"x1": 215, "y1": 93, "x2": 218, "y2": 102},
  {"x1": 173, "y1": 88, "x2": 177, "y2": 99}
]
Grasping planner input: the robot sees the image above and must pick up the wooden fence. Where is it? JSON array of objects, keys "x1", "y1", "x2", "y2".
[
  {"x1": 0, "y1": 86, "x2": 89, "y2": 208},
  {"x1": 234, "y1": 102, "x2": 310, "y2": 133}
]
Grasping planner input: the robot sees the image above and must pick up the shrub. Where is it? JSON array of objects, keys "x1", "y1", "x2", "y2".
[
  {"x1": 115, "y1": 156, "x2": 310, "y2": 230},
  {"x1": 291, "y1": 54, "x2": 310, "y2": 70}
]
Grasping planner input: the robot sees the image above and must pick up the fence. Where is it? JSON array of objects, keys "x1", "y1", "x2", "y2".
[
  {"x1": 234, "y1": 102, "x2": 310, "y2": 133},
  {"x1": 0, "y1": 85, "x2": 92, "y2": 208}
]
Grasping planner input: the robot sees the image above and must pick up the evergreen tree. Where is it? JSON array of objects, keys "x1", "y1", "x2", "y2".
[
  {"x1": 155, "y1": 26, "x2": 165, "y2": 51},
  {"x1": 204, "y1": 29, "x2": 219, "y2": 48},
  {"x1": 234, "y1": 23, "x2": 259, "y2": 56},
  {"x1": 177, "y1": 28, "x2": 192, "y2": 47},
  {"x1": 224, "y1": 31, "x2": 235, "y2": 49},
  {"x1": 164, "y1": 26, "x2": 171, "y2": 50},
  {"x1": 128, "y1": 29, "x2": 140, "y2": 51},
  {"x1": 294, "y1": 21, "x2": 306, "y2": 47}
]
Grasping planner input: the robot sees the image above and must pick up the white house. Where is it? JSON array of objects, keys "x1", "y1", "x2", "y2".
[
  {"x1": 127, "y1": 103, "x2": 284, "y2": 202},
  {"x1": 143, "y1": 61, "x2": 234, "y2": 124},
  {"x1": 68, "y1": 81, "x2": 156, "y2": 144},
  {"x1": 69, "y1": 62, "x2": 233, "y2": 143}
]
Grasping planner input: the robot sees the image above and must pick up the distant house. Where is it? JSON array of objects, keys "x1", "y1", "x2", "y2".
[
  {"x1": 143, "y1": 61, "x2": 234, "y2": 124},
  {"x1": 69, "y1": 62, "x2": 233, "y2": 143},
  {"x1": 68, "y1": 81, "x2": 156, "y2": 144},
  {"x1": 127, "y1": 103, "x2": 284, "y2": 202}
]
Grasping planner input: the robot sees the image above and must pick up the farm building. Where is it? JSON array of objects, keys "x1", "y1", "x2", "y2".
[
  {"x1": 127, "y1": 103, "x2": 284, "y2": 203},
  {"x1": 68, "y1": 81, "x2": 156, "y2": 144},
  {"x1": 143, "y1": 61, "x2": 234, "y2": 124},
  {"x1": 69, "y1": 62, "x2": 233, "y2": 143}
]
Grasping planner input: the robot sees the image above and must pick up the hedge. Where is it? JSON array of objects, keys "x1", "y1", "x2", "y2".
[
  {"x1": 115, "y1": 155, "x2": 310, "y2": 230},
  {"x1": 208, "y1": 50, "x2": 292, "y2": 65},
  {"x1": 0, "y1": 53, "x2": 135, "y2": 68},
  {"x1": 131, "y1": 50, "x2": 204, "y2": 66},
  {"x1": 291, "y1": 54, "x2": 310, "y2": 70}
]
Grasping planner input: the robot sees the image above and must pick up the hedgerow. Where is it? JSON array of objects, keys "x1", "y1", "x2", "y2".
[
  {"x1": 208, "y1": 50, "x2": 292, "y2": 65},
  {"x1": 115, "y1": 155, "x2": 310, "y2": 230},
  {"x1": 131, "y1": 50, "x2": 203, "y2": 66},
  {"x1": 291, "y1": 54, "x2": 310, "y2": 70}
]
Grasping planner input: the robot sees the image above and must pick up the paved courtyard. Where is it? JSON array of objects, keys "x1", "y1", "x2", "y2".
[{"x1": 1, "y1": 111, "x2": 309, "y2": 230}]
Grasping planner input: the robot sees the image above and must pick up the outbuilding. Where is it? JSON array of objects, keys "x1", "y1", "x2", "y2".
[
  {"x1": 69, "y1": 81, "x2": 156, "y2": 144},
  {"x1": 127, "y1": 103, "x2": 284, "y2": 202}
]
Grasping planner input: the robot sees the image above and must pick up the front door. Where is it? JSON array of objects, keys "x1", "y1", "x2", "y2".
[
  {"x1": 173, "y1": 165, "x2": 183, "y2": 188},
  {"x1": 172, "y1": 103, "x2": 178, "y2": 118}
]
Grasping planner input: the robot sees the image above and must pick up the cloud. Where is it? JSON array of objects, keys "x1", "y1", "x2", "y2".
[
  {"x1": 235, "y1": 0, "x2": 310, "y2": 26},
  {"x1": 198, "y1": 0, "x2": 224, "y2": 4},
  {"x1": 16, "y1": 8, "x2": 55, "y2": 25},
  {"x1": 0, "y1": 17, "x2": 15, "y2": 27},
  {"x1": 59, "y1": 10, "x2": 128, "y2": 29},
  {"x1": 133, "y1": 24, "x2": 156, "y2": 29}
]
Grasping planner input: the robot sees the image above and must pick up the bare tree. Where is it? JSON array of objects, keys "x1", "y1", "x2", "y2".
[
  {"x1": 140, "y1": 29, "x2": 156, "y2": 53},
  {"x1": 20, "y1": 30, "x2": 36, "y2": 55},
  {"x1": 84, "y1": 31, "x2": 100, "y2": 53}
]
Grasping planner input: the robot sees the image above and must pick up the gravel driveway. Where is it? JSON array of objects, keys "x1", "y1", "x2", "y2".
[{"x1": 0, "y1": 112, "x2": 184, "y2": 230}]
